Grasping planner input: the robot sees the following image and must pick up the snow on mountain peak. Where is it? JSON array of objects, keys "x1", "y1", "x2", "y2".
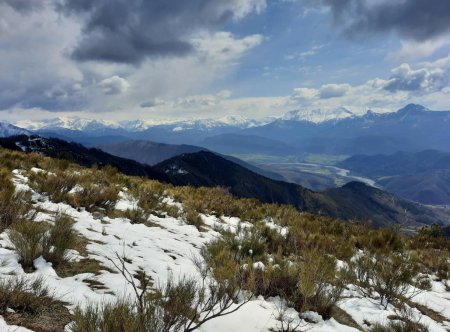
[
  {"x1": 16, "y1": 117, "x2": 120, "y2": 131},
  {"x1": 281, "y1": 107, "x2": 356, "y2": 123},
  {"x1": 11, "y1": 104, "x2": 430, "y2": 134},
  {"x1": 15, "y1": 115, "x2": 273, "y2": 133},
  {"x1": 0, "y1": 122, "x2": 31, "y2": 137}
]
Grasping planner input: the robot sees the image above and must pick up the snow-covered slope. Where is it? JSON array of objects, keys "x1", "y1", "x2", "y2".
[
  {"x1": 1, "y1": 163, "x2": 450, "y2": 332},
  {"x1": 0, "y1": 122, "x2": 30, "y2": 137}
]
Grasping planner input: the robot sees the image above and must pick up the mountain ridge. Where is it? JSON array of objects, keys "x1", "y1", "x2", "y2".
[
  {"x1": 12, "y1": 104, "x2": 433, "y2": 133},
  {"x1": 1, "y1": 135, "x2": 448, "y2": 228}
]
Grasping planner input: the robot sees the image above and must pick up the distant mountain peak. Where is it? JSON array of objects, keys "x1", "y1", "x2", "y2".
[
  {"x1": 0, "y1": 122, "x2": 31, "y2": 137},
  {"x1": 397, "y1": 104, "x2": 429, "y2": 114},
  {"x1": 163, "y1": 116, "x2": 275, "y2": 133},
  {"x1": 281, "y1": 107, "x2": 356, "y2": 123}
]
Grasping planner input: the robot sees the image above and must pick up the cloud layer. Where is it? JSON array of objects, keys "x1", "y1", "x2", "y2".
[
  {"x1": 57, "y1": 0, "x2": 266, "y2": 64},
  {"x1": 0, "y1": 0, "x2": 449, "y2": 124},
  {"x1": 0, "y1": 0, "x2": 264, "y2": 114},
  {"x1": 310, "y1": 0, "x2": 450, "y2": 41}
]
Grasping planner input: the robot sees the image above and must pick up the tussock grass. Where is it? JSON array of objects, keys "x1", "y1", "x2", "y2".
[
  {"x1": 8, "y1": 220, "x2": 48, "y2": 271},
  {"x1": 0, "y1": 168, "x2": 33, "y2": 231},
  {"x1": 0, "y1": 276, "x2": 71, "y2": 332},
  {"x1": 0, "y1": 146, "x2": 449, "y2": 329},
  {"x1": 42, "y1": 213, "x2": 78, "y2": 268},
  {"x1": 9, "y1": 213, "x2": 78, "y2": 272},
  {"x1": 368, "y1": 320, "x2": 428, "y2": 332}
]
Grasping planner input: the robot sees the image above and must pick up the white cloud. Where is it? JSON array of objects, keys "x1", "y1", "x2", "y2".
[
  {"x1": 99, "y1": 76, "x2": 130, "y2": 95},
  {"x1": 231, "y1": 0, "x2": 267, "y2": 19},
  {"x1": 140, "y1": 98, "x2": 166, "y2": 109},
  {"x1": 286, "y1": 44, "x2": 326, "y2": 61},
  {"x1": 319, "y1": 83, "x2": 351, "y2": 99},
  {"x1": 174, "y1": 90, "x2": 233, "y2": 108},
  {"x1": 393, "y1": 36, "x2": 450, "y2": 61},
  {"x1": 1, "y1": 0, "x2": 450, "y2": 127},
  {"x1": 287, "y1": 53, "x2": 450, "y2": 114},
  {"x1": 193, "y1": 32, "x2": 264, "y2": 69},
  {"x1": 382, "y1": 63, "x2": 444, "y2": 92},
  {"x1": 0, "y1": 2, "x2": 82, "y2": 110},
  {"x1": 291, "y1": 88, "x2": 319, "y2": 101},
  {"x1": 0, "y1": 1, "x2": 265, "y2": 116}
]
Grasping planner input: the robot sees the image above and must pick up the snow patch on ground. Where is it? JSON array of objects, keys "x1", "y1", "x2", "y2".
[
  {"x1": 115, "y1": 191, "x2": 138, "y2": 211},
  {"x1": 1, "y1": 169, "x2": 450, "y2": 332},
  {"x1": 0, "y1": 316, "x2": 34, "y2": 332}
]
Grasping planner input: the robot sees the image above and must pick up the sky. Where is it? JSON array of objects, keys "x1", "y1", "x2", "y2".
[{"x1": 1, "y1": 0, "x2": 450, "y2": 123}]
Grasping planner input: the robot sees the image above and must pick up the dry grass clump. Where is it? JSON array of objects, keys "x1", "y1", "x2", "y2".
[
  {"x1": 0, "y1": 168, "x2": 33, "y2": 231},
  {"x1": 0, "y1": 276, "x2": 71, "y2": 332},
  {"x1": 9, "y1": 214, "x2": 78, "y2": 272},
  {"x1": 26, "y1": 160, "x2": 121, "y2": 213},
  {"x1": 28, "y1": 169, "x2": 79, "y2": 203},
  {"x1": 67, "y1": 167, "x2": 120, "y2": 212},
  {"x1": 130, "y1": 180, "x2": 165, "y2": 210},
  {"x1": 0, "y1": 149, "x2": 39, "y2": 170},
  {"x1": 183, "y1": 206, "x2": 204, "y2": 230},
  {"x1": 368, "y1": 319, "x2": 428, "y2": 332},
  {"x1": 71, "y1": 184, "x2": 119, "y2": 212},
  {"x1": 350, "y1": 251, "x2": 421, "y2": 309},
  {"x1": 121, "y1": 207, "x2": 150, "y2": 225},
  {"x1": 407, "y1": 224, "x2": 450, "y2": 280},
  {"x1": 8, "y1": 220, "x2": 48, "y2": 271},
  {"x1": 204, "y1": 226, "x2": 346, "y2": 320},
  {"x1": 169, "y1": 186, "x2": 260, "y2": 218},
  {"x1": 42, "y1": 213, "x2": 78, "y2": 268}
]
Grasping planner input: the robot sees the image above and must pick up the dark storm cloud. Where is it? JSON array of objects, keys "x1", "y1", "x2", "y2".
[
  {"x1": 311, "y1": 0, "x2": 450, "y2": 41},
  {"x1": 1, "y1": 0, "x2": 45, "y2": 13},
  {"x1": 57, "y1": 0, "x2": 261, "y2": 64}
]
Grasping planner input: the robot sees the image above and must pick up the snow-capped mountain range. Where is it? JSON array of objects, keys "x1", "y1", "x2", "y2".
[
  {"x1": 12, "y1": 108, "x2": 364, "y2": 133},
  {"x1": 15, "y1": 117, "x2": 121, "y2": 132},
  {"x1": 14, "y1": 115, "x2": 273, "y2": 132},
  {"x1": 1, "y1": 104, "x2": 441, "y2": 154}
]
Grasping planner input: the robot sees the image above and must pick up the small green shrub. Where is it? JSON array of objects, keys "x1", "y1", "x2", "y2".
[
  {"x1": 132, "y1": 182, "x2": 164, "y2": 212},
  {"x1": 298, "y1": 249, "x2": 345, "y2": 318},
  {"x1": 9, "y1": 214, "x2": 77, "y2": 271},
  {"x1": 351, "y1": 252, "x2": 420, "y2": 309},
  {"x1": 72, "y1": 270, "x2": 249, "y2": 332},
  {"x1": 42, "y1": 214, "x2": 78, "y2": 268},
  {"x1": 72, "y1": 300, "x2": 146, "y2": 332},
  {"x1": 183, "y1": 207, "x2": 204, "y2": 230},
  {"x1": 246, "y1": 258, "x2": 300, "y2": 302},
  {"x1": 109, "y1": 207, "x2": 150, "y2": 225},
  {"x1": 9, "y1": 220, "x2": 48, "y2": 270}
]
